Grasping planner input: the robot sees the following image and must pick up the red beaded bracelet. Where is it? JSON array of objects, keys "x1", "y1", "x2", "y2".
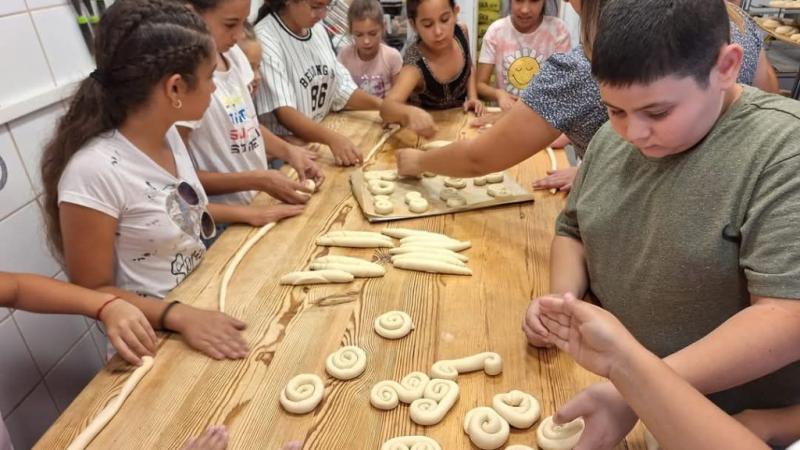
[{"x1": 95, "y1": 296, "x2": 120, "y2": 320}]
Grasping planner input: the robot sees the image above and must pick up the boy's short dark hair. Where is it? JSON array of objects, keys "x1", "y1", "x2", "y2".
[{"x1": 591, "y1": 0, "x2": 731, "y2": 87}]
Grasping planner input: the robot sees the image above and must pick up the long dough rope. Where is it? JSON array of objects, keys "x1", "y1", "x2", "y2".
[
  {"x1": 545, "y1": 146, "x2": 558, "y2": 195},
  {"x1": 66, "y1": 356, "x2": 155, "y2": 450},
  {"x1": 363, "y1": 125, "x2": 401, "y2": 165}
]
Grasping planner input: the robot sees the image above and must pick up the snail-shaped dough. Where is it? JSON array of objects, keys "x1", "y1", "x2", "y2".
[
  {"x1": 487, "y1": 185, "x2": 512, "y2": 198},
  {"x1": 408, "y1": 198, "x2": 430, "y2": 213},
  {"x1": 492, "y1": 390, "x2": 541, "y2": 429},
  {"x1": 430, "y1": 352, "x2": 503, "y2": 380},
  {"x1": 369, "y1": 180, "x2": 396, "y2": 195},
  {"x1": 444, "y1": 177, "x2": 467, "y2": 189},
  {"x1": 374, "y1": 199, "x2": 395, "y2": 215},
  {"x1": 446, "y1": 196, "x2": 467, "y2": 208},
  {"x1": 409, "y1": 379, "x2": 460, "y2": 425},
  {"x1": 280, "y1": 374, "x2": 324, "y2": 414},
  {"x1": 439, "y1": 187, "x2": 461, "y2": 201},
  {"x1": 380, "y1": 436, "x2": 442, "y2": 450},
  {"x1": 370, "y1": 371, "x2": 430, "y2": 410},
  {"x1": 463, "y1": 406, "x2": 510, "y2": 450},
  {"x1": 325, "y1": 346, "x2": 367, "y2": 380},
  {"x1": 536, "y1": 416, "x2": 584, "y2": 450},
  {"x1": 374, "y1": 311, "x2": 415, "y2": 339}
]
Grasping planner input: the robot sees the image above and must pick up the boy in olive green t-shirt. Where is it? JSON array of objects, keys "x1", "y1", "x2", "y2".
[{"x1": 523, "y1": 0, "x2": 800, "y2": 448}]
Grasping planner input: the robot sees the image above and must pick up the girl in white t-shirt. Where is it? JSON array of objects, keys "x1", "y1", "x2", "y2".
[
  {"x1": 40, "y1": 0, "x2": 249, "y2": 361},
  {"x1": 179, "y1": 0, "x2": 324, "y2": 218}
]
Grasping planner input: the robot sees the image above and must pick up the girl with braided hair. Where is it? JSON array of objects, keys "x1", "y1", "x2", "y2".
[{"x1": 41, "y1": 0, "x2": 250, "y2": 362}]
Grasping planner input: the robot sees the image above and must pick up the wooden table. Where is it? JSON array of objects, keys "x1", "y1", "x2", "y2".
[{"x1": 36, "y1": 110, "x2": 648, "y2": 450}]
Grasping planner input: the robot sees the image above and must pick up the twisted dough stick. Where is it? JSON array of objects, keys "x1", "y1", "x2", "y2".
[
  {"x1": 280, "y1": 374, "x2": 325, "y2": 414},
  {"x1": 409, "y1": 379, "x2": 460, "y2": 426},
  {"x1": 66, "y1": 356, "x2": 155, "y2": 450},
  {"x1": 325, "y1": 346, "x2": 367, "y2": 380},
  {"x1": 545, "y1": 147, "x2": 558, "y2": 195},
  {"x1": 370, "y1": 372, "x2": 430, "y2": 410},
  {"x1": 463, "y1": 406, "x2": 511, "y2": 450},
  {"x1": 430, "y1": 352, "x2": 503, "y2": 380},
  {"x1": 374, "y1": 310, "x2": 415, "y2": 339},
  {"x1": 492, "y1": 390, "x2": 541, "y2": 429},
  {"x1": 364, "y1": 125, "x2": 402, "y2": 164},
  {"x1": 380, "y1": 436, "x2": 442, "y2": 450},
  {"x1": 536, "y1": 416, "x2": 584, "y2": 450}
]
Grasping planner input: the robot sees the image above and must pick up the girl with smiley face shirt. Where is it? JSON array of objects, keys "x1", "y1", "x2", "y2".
[{"x1": 476, "y1": 0, "x2": 570, "y2": 111}]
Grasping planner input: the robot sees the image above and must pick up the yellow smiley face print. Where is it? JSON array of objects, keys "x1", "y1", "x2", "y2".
[{"x1": 502, "y1": 49, "x2": 542, "y2": 95}]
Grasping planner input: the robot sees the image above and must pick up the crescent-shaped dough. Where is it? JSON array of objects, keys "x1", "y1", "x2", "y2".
[
  {"x1": 391, "y1": 253, "x2": 466, "y2": 267},
  {"x1": 279, "y1": 270, "x2": 354, "y2": 285},
  {"x1": 430, "y1": 352, "x2": 503, "y2": 380},
  {"x1": 492, "y1": 390, "x2": 541, "y2": 429},
  {"x1": 463, "y1": 406, "x2": 510, "y2": 450},
  {"x1": 325, "y1": 346, "x2": 367, "y2": 380},
  {"x1": 279, "y1": 374, "x2": 324, "y2": 414},
  {"x1": 381, "y1": 228, "x2": 451, "y2": 240},
  {"x1": 370, "y1": 371, "x2": 430, "y2": 410},
  {"x1": 409, "y1": 379, "x2": 460, "y2": 425},
  {"x1": 536, "y1": 416, "x2": 584, "y2": 450},
  {"x1": 374, "y1": 310, "x2": 415, "y2": 339},
  {"x1": 393, "y1": 258, "x2": 473, "y2": 275},
  {"x1": 310, "y1": 261, "x2": 385, "y2": 278},
  {"x1": 66, "y1": 357, "x2": 155, "y2": 450},
  {"x1": 380, "y1": 436, "x2": 442, "y2": 450},
  {"x1": 389, "y1": 246, "x2": 469, "y2": 262}
]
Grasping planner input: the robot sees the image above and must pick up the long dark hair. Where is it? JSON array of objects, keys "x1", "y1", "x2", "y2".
[
  {"x1": 40, "y1": 0, "x2": 213, "y2": 259},
  {"x1": 256, "y1": 0, "x2": 289, "y2": 23}
]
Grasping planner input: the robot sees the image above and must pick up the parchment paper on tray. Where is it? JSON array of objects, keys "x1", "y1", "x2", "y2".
[{"x1": 351, "y1": 169, "x2": 535, "y2": 223}]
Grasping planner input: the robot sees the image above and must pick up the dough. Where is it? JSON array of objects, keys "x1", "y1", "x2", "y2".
[
  {"x1": 372, "y1": 194, "x2": 391, "y2": 202},
  {"x1": 374, "y1": 310, "x2": 415, "y2": 339},
  {"x1": 66, "y1": 356, "x2": 155, "y2": 450},
  {"x1": 370, "y1": 371, "x2": 430, "y2": 410},
  {"x1": 399, "y1": 236, "x2": 471, "y2": 251},
  {"x1": 393, "y1": 258, "x2": 473, "y2": 275},
  {"x1": 439, "y1": 187, "x2": 461, "y2": 201},
  {"x1": 280, "y1": 374, "x2": 324, "y2": 414},
  {"x1": 487, "y1": 185, "x2": 512, "y2": 198},
  {"x1": 382, "y1": 228, "x2": 451, "y2": 240},
  {"x1": 392, "y1": 253, "x2": 466, "y2": 267},
  {"x1": 762, "y1": 18, "x2": 780, "y2": 29},
  {"x1": 310, "y1": 261, "x2": 385, "y2": 277},
  {"x1": 317, "y1": 233, "x2": 395, "y2": 248},
  {"x1": 485, "y1": 106, "x2": 502, "y2": 113},
  {"x1": 404, "y1": 191, "x2": 423, "y2": 204},
  {"x1": 364, "y1": 171, "x2": 383, "y2": 181},
  {"x1": 374, "y1": 199, "x2": 395, "y2": 215},
  {"x1": 380, "y1": 436, "x2": 442, "y2": 450},
  {"x1": 381, "y1": 171, "x2": 399, "y2": 181},
  {"x1": 421, "y1": 140, "x2": 453, "y2": 150},
  {"x1": 492, "y1": 390, "x2": 541, "y2": 429},
  {"x1": 389, "y1": 246, "x2": 469, "y2": 262},
  {"x1": 324, "y1": 230, "x2": 390, "y2": 238},
  {"x1": 364, "y1": 126, "x2": 402, "y2": 163},
  {"x1": 408, "y1": 198, "x2": 430, "y2": 213},
  {"x1": 219, "y1": 222, "x2": 276, "y2": 312},
  {"x1": 325, "y1": 346, "x2": 367, "y2": 380},
  {"x1": 430, "y1": 352, "x2": 503, "y2": 380},
  {"x1": 463, "y1": 406, "x2": 510, "y2": 450},
  {"x1": 368, "y1": 180, "x2": 396, "y2": 195},
  {"x1": 280, "y1": 270, "x2": 354, "y2": 285},
  {"x1": 303, "y1": 179, "x2": 317, "y2": 192},
  {"x1": 473, "y1": 176, "x2": 488, "y2": 186},
  {"x1": 409, "y1": 379, "x2": 460, "y2": 426},
  {"x1": 775, "y1": 25, "x2": 799, "y2": 35},
  {"x1": 486, "y1": 172, "x2": 504, "y2": 183},
  {"x1": 446, "y1": 196, "x2": 468, "y2": 208},
  {"x1": 422, "y1": 171, "x2": 437, "y2": 177},
  {"x1": 444, "y1": 177, "x2": 467, "y2": 189},
  {"x1": 314, "y1": 255, "x2": 375, "y2": 266},
  {"x1": 536, "y1": 416, "x2": 584, "y2": 450}
]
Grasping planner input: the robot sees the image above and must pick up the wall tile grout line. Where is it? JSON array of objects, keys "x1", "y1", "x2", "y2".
[{"x1": 26, "y1": 7, "x2": 60, "y2": 92}]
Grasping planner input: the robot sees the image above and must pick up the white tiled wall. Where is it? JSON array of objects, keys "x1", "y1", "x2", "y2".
[{"x1": 0, "y1": 1, "x2": 107, "y2": 449}]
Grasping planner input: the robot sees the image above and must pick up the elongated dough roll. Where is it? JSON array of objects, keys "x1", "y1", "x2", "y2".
[
  {"x1": 536, "y1": 416, "x2": 584, "y2": 450},
  {"x1": 409, "y1": 379, "x2": 460, "y2": 425},
  {"x1": 492, "y1": 390, "x2": 541, "y2": 429},
  {"x1": 393, "y1": 258, "x2": 473, "y2": 275},
  {"x1": 374, "y1": 310, "x2": 415, "y2": 339},
  {"x1": 310, "y1": 262, "x2": 385, "y2": 278},
  {"x1": 420, "y1": 140, "x2": 453, "y2": 150},
  {"x1": 392, "y1": 253, "x2": 466, "y2": 267},
  {"x1": 389, "y1": 246, "x2": 469, "y2": 262},
  {"x1": 430, "y1": 352, "x2": 502, "y2": 380},
  {"x1": 463, "y1": 406, "x2": 510, "y2": 450},
  {"x1": 280, "y1": 374, "x2": 325, "y2": 414},
  {"x1": 325, "y1": 230, "x2": 390, "y2": 238},
  {"x1": 370, "y1": 371, "x2": 430, "y2": 410},
  {"x1": 280, "y1": 270, "x2": 354, "y2": 285},
  {"x1": 380, "y1": 436, "x2": 442, "y2": 450},
  {"x1": 381, "y1": 228, "x2": 451, "y2": 240},
  {"x1": 325, "y1": 346, "x2": 367, "y2": 380},
  {"x1": 400, "y1": 236, "x2": 471, "y2": 251},
  {"x1": 317, "y1": 235, "x2": 395, "y2": 248},
  {"x1": 314, "y1": 255, "x2": 375, "y2": 266}
]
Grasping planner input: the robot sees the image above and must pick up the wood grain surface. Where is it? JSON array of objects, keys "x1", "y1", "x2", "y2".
[{"x1": 35, "y1": 110, "x2": 648, "y2": 450}]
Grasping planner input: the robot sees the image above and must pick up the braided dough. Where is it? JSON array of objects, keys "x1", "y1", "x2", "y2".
[
  {"x1": 325, "y1": 346, "x2": 367, "y2": 380},
  {"x1": 536, "y1": 416, "x2": 584, "y2": 450},
  {"x1": 280, "y1": 270, "x2": 354, "y2": 285},
  {"x1": 66, "y1": 356, "x2": 154, "y2": 450},
  {"x1": 370, "y1": 371, "x2": 430, "y2": 409},
  {"x1": 409, "y1": 379, "x2": 460, "y2": 426},
  {"x1": 374, "y1": 310, "x2": 415, "y2": 339},
  {"x1": 392, "y1": 253, "x2": 466, "y2": 267},
  {"x1": 368, "y1": 180, "x2": 396, "y2": 195},
  {"x1": 310, "y1": 261, "x2": 385, "y2": 277},
  {"x1": 374, "y1": 199, "x2": 395, "y2": 215},
  {"x1": 393, "y1": 258, "x2": 473, "y2": 276},
  {"x1": 280, "y1": 374, "x2": 324, "y2": 414},
  {"x1": 389, "y1": 246, "x2": 469, "y2": 262},
  {"x1": 380, "y1": 436, "x2": 442, "y2": 450},
  {"x1": 431, "y1": 352, "x2": 503, "y2": 380},
  {"x1": 487, "y1": 185, "x2": 512, "y2": 198},
  {"x1": 444, "y1": 177, "x2": 467, "y2": 189},
  {"x1": 317, "y1": 232, "x2": 395, "y2": 248},
  {"x1": 492, "y1": 390, "x2": 541, "y2": 429},
  {"x1": 382, "y1": 228, "x2": 451, "y2": 240},
  {"x1": 463, "y1": 406, "x2": 510, "y2": 450},
  {"x1": 399, "y1": 236, "x2": 471, "y2": 251}
]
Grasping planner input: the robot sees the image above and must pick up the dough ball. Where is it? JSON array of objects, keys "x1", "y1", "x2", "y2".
[
  {"x1": 486, "y1": 172, "x2": 504, "y2": 183},
  {"x1": 374, "y1": 199, "x2": 395, "y2": 215}
]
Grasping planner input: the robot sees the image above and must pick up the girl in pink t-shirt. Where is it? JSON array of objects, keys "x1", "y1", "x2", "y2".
[
  {"x1": 338, "y1": 0, "x2": 402, "y2": 98},
  {"x1": 477, "y1": 0, "x2": 571, "y2": 110}
]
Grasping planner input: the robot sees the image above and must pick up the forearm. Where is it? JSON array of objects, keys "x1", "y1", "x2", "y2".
[
  {"x1": 93, "y1": 286, "x2": 171, "y2": 329},
  {"x1": 208, "y1": 203, "x2": 254, "y2": 226},
  {"x1": 345, "y1": 89, "x2": 382, "y2": 110},
  {"x1": 467, "y1": 69, "x2": 479, "y2": 101},
  {"x1": 198, "y1": 170, "x2": 261, "y2": 196},
  {"x1": 273, "y1": 107, "x2": 339, "y2": 146},
  {"x1": 379, "y1": 99, "x2": 414, "y2": 126},
  {"x1": 2, "y1": 273, "x2": 114, "y2": 318},
  {"x1": 477, "y1": 81, "x2": 500, "y2": 101},
  {"x1": 261, "y1": 125, "x2": 292, "y2": 160},
  {"x1": 611, "y1": 346, "x2": 769, "y2": 450},
  {"x1": 549, "y1": 235, "x2": 589, "y2": 297}
]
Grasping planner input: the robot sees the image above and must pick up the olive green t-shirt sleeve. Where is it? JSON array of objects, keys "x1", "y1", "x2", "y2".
[{"x1": 741, "y1": 152, "x2": 800, "y2": 299}]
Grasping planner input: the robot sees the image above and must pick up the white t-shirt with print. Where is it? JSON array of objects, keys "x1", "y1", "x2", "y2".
[
  {"x1": 182, "y1": 46, "x2": 268, "y2": 205},
  {"x1": 253, "y1": 13, "x2": 357, "y2": 135},
  {"x1": 58, "y1": 127, "x2": 208, "y2": 299}
]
